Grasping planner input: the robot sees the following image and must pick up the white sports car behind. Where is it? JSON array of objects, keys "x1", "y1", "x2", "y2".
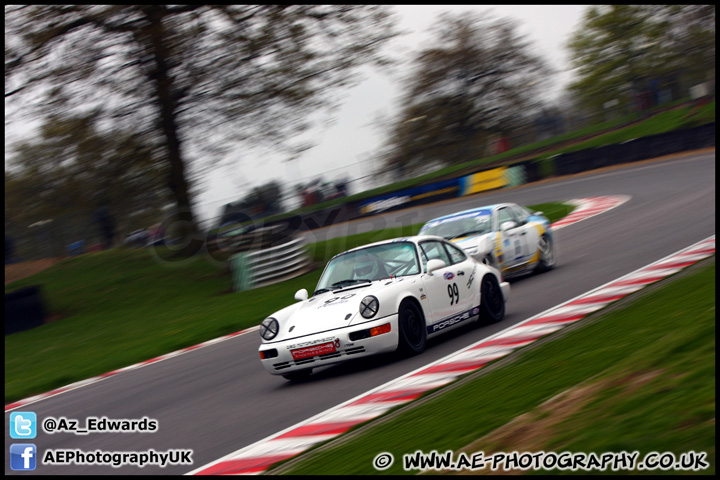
[
  {"x1": 419, "y1": 203, "x2": 556, "y2": 279},
  {"x1": 258, "y1": 235, "x2": 510, "y2": 380}
]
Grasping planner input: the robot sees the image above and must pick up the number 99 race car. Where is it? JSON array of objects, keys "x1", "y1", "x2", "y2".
[
  {"x1": 419, "y1": 203, "x2": 556, "y2": 279},
  {"x1": 258, "y1": 235, "x2": 510, "y2": 381}
]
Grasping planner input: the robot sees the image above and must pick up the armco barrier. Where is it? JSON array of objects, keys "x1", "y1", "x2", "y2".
[
  {"x1": 554, "y1": 122, "x2": 715, "y2": 176},
  {"x1": 230, "y1": 236, "x2": 312, "y2": 291},
  {"x1": 503, "y1": 164, "x2": 527, "y2": 187},
  {"x1": 356, "y1": 177, "x2": 463, "y2": 216},
  {"x1": 459, "y1": 167, "x2": 508, "y2": 196}
]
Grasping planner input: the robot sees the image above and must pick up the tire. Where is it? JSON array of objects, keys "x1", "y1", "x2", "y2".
[
  {"x1": 535, "y1": 234, "x2": 556, "y2": 273},
  {"x1": 479, "y1": 274, "x2": 505, "y2": 324},
  {"x1": 481, "y1": 255, "x2": 494, "y2": 267},
  {"x1": 397, "y1": 300, "x2": 427, "y2": 355},
  {"x1": 282, "y1": 369, "x2": 312, "y2": 381}
]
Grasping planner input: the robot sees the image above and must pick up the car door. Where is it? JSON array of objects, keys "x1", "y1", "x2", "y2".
[
  {"x1": 443, "y1": 240, "x2": 481, "y2": 309},
  {"x1": 496, "y1": 206, "x2": 530, "y2": 268},
  {"x1": 419, "y1": 240, "x2": 474, "y2": 334},
  {"x1": 511, "y1": 204, "x2": 541, "y2": 264}
]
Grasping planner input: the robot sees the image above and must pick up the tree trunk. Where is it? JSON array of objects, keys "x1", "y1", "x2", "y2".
[
  {"x1": 148, "y1": 7, "x2": 197, "y2": 234},
  {"x1": 144, "y1": 7, "x2": 201, "y2": 255}
]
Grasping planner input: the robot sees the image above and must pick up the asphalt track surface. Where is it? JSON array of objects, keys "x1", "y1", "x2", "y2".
[{"x1": 4, "y1": 150, "x2": 715, "y2": 475}]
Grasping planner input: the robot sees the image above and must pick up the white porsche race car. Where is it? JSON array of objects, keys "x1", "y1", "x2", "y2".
[
  {"x1": 258, "y1": 235, "x2": 510, "y2": 380},
  {"x1": 419, "y1": 203, "x2": 556, "y2": 279}
]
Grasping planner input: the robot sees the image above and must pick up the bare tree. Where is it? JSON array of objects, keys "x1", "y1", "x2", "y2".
[
  {"x1": 381, "y1": 10, "x2": 550, "y2": 172},
  {"x1": 5, "y1": 5, "x2": 398, "y2": 250},
  {"x1": 7, "y1": 113, "x2": 170, "y2": 241}
]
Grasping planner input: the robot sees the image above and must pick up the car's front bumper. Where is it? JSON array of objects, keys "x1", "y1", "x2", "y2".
[{"x1": 258, "y1": 314, "x2": 400, "y2": 376}]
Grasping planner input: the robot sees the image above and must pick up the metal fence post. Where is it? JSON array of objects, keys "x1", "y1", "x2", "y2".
[{"x1": 230, "y1": 252, "x2": 254, "y2": 292}]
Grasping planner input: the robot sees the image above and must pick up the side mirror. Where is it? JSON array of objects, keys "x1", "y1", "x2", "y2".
[
  {"x1": 294, "y1": 288, "x2": 308, "y2": 301},
  {"x1": 501, "y1": 221, "x2": 517, "y2": 232},
  {"x1": 477, "y1": 235, "x2": 493, "y2": 256},
  {"x1": 426, "y1": 259, "x2": 446, "y2": 275}
]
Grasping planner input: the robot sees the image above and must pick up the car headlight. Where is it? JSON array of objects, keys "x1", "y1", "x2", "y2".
[
  {"x1": 360, "y1": 296, "x2": 379, "y2": 319},
  {"x1": 259, "y1": 317, "x2": 279, "y2": 341}
]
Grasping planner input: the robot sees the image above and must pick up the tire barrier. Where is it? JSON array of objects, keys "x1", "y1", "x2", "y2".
[
  {"x1": 5, "y1": 285, "x2": 47, "y2": 335},
  {"x1": 230, "y1": 236, "x2": 312, "y2": 292}
]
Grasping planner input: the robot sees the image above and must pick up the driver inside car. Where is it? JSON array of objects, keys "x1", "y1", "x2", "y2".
[{"x1": 352, "y1": 254, "x2": 387, "y2": 281}]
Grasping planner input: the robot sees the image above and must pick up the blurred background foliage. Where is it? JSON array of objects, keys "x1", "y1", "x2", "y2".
[
  {"x1": 380, "y1": 10, "x2": 552, "y2": 174},
  {"x1": 567, "y1": 5, "x2": 715, "y2": 116},
  {"x1": 5, "y1": 5, "x2": 399, "y2": 252}
]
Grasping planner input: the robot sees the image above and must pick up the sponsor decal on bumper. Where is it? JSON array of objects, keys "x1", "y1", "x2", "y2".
[
  {"x1": 286, "y1": 337, "x2": 335, "y2": 350},
  {"x1": 291, "y1": 342, "x2": 336, "y2": 360}
]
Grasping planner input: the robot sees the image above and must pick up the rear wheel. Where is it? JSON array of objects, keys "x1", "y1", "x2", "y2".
[
  {"x1": 479, "y1": 274, "x2": 505, "y2": 324},
  {"x1": 397, "y1": 301, "x2": 427, "y2": 355},
  {"x1": 535, "y1": 234, "x2": 556, "y2": 273}
]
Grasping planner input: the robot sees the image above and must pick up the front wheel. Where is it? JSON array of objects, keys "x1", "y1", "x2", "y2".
[
  {"x1": 479, "y1": 274, "x2": 505, "y2": 324},
  {"x1": 535, "y1": 234, "x2": 556, "y2": 273},
  {"x1": 397, "y1": 301, "x2": 427, "y2": 355}
]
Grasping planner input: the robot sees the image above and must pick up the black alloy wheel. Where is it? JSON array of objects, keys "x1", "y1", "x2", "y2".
[
  {"x1": 480, "y1": 274, "x2": 505, "y2": 324},
  {"x1": 398, "y1": 301, "x2": 427, "y2": 355}
]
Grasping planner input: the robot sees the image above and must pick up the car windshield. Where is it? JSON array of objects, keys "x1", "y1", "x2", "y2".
[
  {"x1": 315, "y1": 242, "x2": 420, "y2": 294},
  {"x1": 420, "y1": 210, "x2": 493, "y2": 239}
]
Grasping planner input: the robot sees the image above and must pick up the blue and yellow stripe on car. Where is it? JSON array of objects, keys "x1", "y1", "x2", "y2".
[
  {"x1": 527, "y1": 221, "x2": 548, "y2": 264},
  {"x1": 494, "y1": 231, "x2": 503, "y2": 264}
]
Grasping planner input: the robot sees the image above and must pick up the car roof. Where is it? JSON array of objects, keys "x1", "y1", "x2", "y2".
[
  {"x1": 422, "y1": 203, "x2": 513, "y2": 226},
  {"x1": 331, "y1": 235, "x2": 446, "y2": 259}
]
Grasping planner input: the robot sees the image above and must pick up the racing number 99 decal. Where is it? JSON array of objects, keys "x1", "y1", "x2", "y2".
[{"x1": 448, "y1": 283, "x2": 459, "y2": 305}]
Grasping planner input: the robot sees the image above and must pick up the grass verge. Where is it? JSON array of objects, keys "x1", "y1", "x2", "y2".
[
  {"x1": 5, "y1": 203, "x2": 571, "y2": 404},
  {"x1": 276, "y1": 260, "x2": 715, "y2": 475}
]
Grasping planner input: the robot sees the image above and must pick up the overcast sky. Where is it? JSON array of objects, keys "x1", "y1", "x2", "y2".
[{"x1": 197, "y1": 5, "x2": 590, "y2": 223}]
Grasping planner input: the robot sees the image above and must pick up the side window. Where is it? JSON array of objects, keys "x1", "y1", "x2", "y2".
[
  {"x1": 511, "y1": 205, "x2": 530, "y2": 225},
  {"x1": 443, "y1": 242, "x2": 467, "y2": 265},
  {"x1": 419, "y1": 241, "x2": 451, "y2": 270},
  {"x1": 497, "y1": 207, "x2": 515, "y2": 230}
]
